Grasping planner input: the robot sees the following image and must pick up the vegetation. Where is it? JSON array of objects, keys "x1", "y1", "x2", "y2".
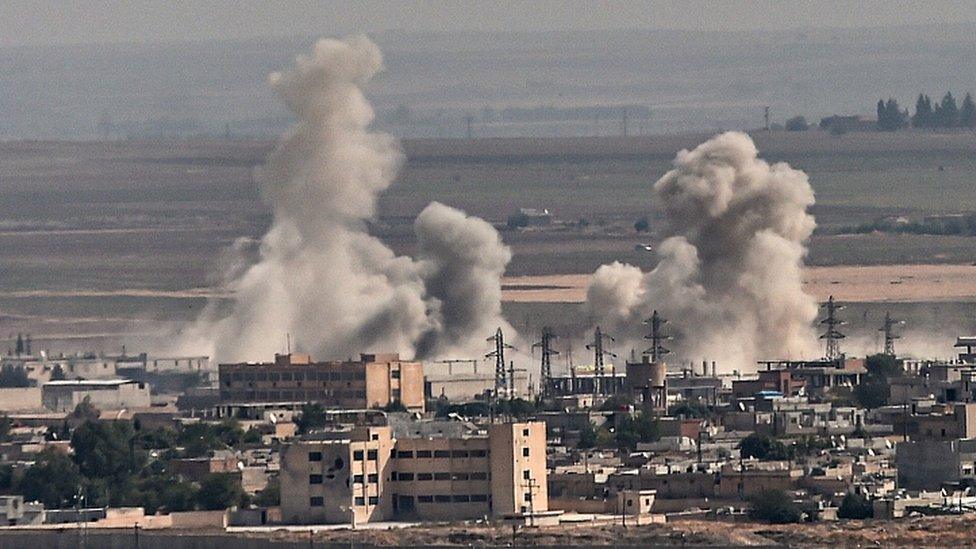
[
  {"x1": 20, "y1": 449, "x2": 81, "y2": 508},
  {"x1": 876, "y1": 98, "x2": 908, "y2": 131},
  {"x1": 614, "y1": 413, "x2": 660, "y2": 451},
  {"x1": 748, "y1": 489, "x2": 802, "y2": 523},
  {"x1": 633, "y1": 217, "x2": 649, "y2": 232},
  {"x1": 853, "y1": 353, "x2": 903, "y2": 409},
  {"x1": 739, "y1": 433, "x2": 789, "y2": 460},
  {"x1": 196, "y1": 473, "x2": 249, "y2": 510},
  {"x1": 838, "y1": 492, "x2": 873, "y2": 519},
  {"x1": 0, "y1": 365, "x2": 31, "y2": 388},
  {"x1": 785, "y1": 116, "x2": 809, "y2": 131},
  {"x1": 296, "y1": 402, "x2": 329, "y2": 434},
  {"x1": 598, "y1": 394, "x2": 634, "y2": 412},
  {"x1": 669, "y1": 400, "x2": 711, "y2": 419},
  {"x1": 254, "y1": 476, "x2": 280, "y2": 507}
]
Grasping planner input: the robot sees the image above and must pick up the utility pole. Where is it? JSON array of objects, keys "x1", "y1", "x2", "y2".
[
  {"x1": 764, "y1": 105, "x2": 770, "y2": 131},
  {"x1": 523, "y1": 476, "x2": 539, "y2": 527},
  {"x1": 532, "y1": 327, "x2": 559, "y2": 398},
  {"x1": 643, "y1": 310, "x2": 671, "y2": 362},
  {"x1": 464, "y1": 114, "x2": 474, "y2": 139},
  {"x1": 880, "y1": 312, "x2": 903, "y2": 357},
  {"x1": 487, "y1": 327, "x2": 516, "y2": 400},
  {"x1": 586, "y1": 326, "x2": 616, "y2": 397},
  {"x1": 819, "y1": 295, "x2": 845, "y2": 360}
]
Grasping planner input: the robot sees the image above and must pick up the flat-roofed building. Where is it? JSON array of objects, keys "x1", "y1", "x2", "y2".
[
  {"x1": 41, "y1": 379, "x2": 151, "y2": 412},
  {"x1": 279, "y1": 421, "x2": 547, "y2": 524},
  {"x1": 219, "y1": 353, "x2": 424, "y2": 413}
]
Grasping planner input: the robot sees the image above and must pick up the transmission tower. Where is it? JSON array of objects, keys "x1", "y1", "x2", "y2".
[
  {"x1": 819, "y1": 295, "x2": 846, "y2": 360},
  {"x1": 879, "y1": 312, "x2": 903, "y2": 357},
  {"x1": 486, "y1": 327, "x2": 516, "y2": 397},
  {"x1": 532, "y1": 327, "x2": 559, "y2": 398},
  {"x1": 643, "y1": 310, "x2": 671, "y2": 362},
  {"x1": 586, "y1": 326, "x2": 617, "y2": 396}
]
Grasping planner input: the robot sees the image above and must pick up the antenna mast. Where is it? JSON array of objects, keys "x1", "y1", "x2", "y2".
[
  {"x1": 880, "y1": 312, "x2": 903, "y2": 357},
  {"x1": 643, "y1": 310, "x2": 671, "y2": 362},
  {"x1": 486, "y1": 327, "x2": 516, "y2": 398},
  {"x1": 532, "y1": 327, "x2": 559, "y2": 398},
  {"x1": 586, "y1": 326, "x2": 616, "y2": 396},
  {"x1": 819, "y1": 295, "x2": 846, "y2": 360}
]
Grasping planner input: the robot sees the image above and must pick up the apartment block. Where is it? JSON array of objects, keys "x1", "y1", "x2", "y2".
[
  {"x1": 219, "y1": 353, "x2": 424, "y2": 412},
  {"x1": 279, "y1": 421, "x2": 548, "y2": 524}
]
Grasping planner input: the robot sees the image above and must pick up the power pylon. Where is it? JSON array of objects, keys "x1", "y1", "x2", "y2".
[
  {"x1": 643, "y1": 310, "x2": 671, "y2": 362},
  {"x1": 586, "y1": 326, "x2": 616, "y2": 395},
  {"x1": 880, "y1": 312, "x2": 903, "y2": 357},
  {"x1": 532, "y1": 327, "x2": 559, "y2": 398},
  {"x1": 486, "y1": 327, "x2": 516, "y2": 397},
  {"x1": 819, "y1": 295, "x2": 846, "y2": 360}
]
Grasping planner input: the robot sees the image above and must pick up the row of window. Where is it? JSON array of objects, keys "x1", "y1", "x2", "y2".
[
  {"x1": 308, "y1": 496, "x2": 379, "y2": 507},
  {"x1": 392, "y1": 449, "x2": 488, "y2": 459},
  {"x1": 227, "y1": 370, "x2": 366, "y2": 382},
  {"x1": 221, "y1": 389, "x2": 366, "y2": 400},
  {"x1": 416, "y1": 494, "x2": 489, "y2": 503},
  {"x1": 392, "y1": 471, "x2": 489, "y2": 481}
]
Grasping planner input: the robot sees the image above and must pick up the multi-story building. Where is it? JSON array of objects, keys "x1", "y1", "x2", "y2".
[
  {"x1": 41, "y1": 379, "x2": 151, "y2": 412},
  {"x1": 219, "y1": 353, "x2": 424, "y2": 412},
  {"x1": 278, "y1": 421, "x2": 548, "y2": 524}
]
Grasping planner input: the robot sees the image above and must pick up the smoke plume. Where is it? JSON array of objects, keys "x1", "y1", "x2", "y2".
[
  {"x1": 586, "y1": 131, "x2": 819, "y2": 373},
  {"x1": 178, "y1": 36, "x2": 510, "y2": 363}
]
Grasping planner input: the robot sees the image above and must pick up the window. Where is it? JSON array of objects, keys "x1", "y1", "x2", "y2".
[
  {"x1": 433, "y1": 450, "x2": 450, "y2": 458},
  {"x1": 523, "y1": 470, "x2": 531, "y2": 480},
  {"x1": 281, "y1": 372, "x2": 293, "y2": 381},
  {"x1": 453, "y1": 495, "x2": 470, "y2": 502},
  {"x1": 452, "y1": 473, "x2": 469, "y2": 481},
  {"x1": 417, "y1": 473, "x2": 433, "y2": 481},
  {"x1": 309, "y1": 474, "x2": 323, "y2": 485},
  {"x1": 367, "y1": 449, "x2": 377, "y2": 460},
  {"x1": 522, "y1": 428, "x2": 530, "y2": 436},
  {"x1": 627, "y1": 499, "x2": 634, "y2": 507},
  {"x1": 367, "y1": 473, "x2": 378, "y2": 483},
  {"x1": 308, "y1": 452, "x2": 322, "y2": 462},
  {"x1": 433, "y1": 472, "x2": 450, "y2": 481},
  {"x1": 391, "y1": 369, "x2": 400, "y2": 379},
  {"x1": 524, "y1": 493, "x2": 532, "y2": 502},
  {"x1": 390, "y1": 448, "x2": 397, "y2": 458},
  {"x1": 470, "y1": 472, "x2": 488, "y2": 480},
  {"x1": 415, "y1": 450, "x2": 432, "y2": 458},
  {"x1": 434, "y1": 495, "x2": 451, "y2": 503},
  {"x1": 353, "y1": 474, "x2": 364, "y2": 484},
  {"x1": 368, "y1": 496, "x2": 379, "y2": 505},
  {"x1": 353, "y1": 450, "x2": 364, "y2": 460},
  {"x1": 451, "y1": 450, "x2": 468, "y2": 458},
  {"x1": 354, "y1": 497, "x2": 365, "y2": 506},
  {"x1": 418, "y1": 496, "x2": 433, "y2": 503},
  {"x1": 396, "y1": 472, "x2": 414, "y2": 481},
  {"x1": 471, "y1": 494, "x2": 488, "y2": 502},
  {"x1": 471, "y1": 449, "x2": 487, "y2": 458},
  {"x1": 309, "y1": 497, "x2": 324, "y2": 507},
  {"x1": 397, "y1": 450, "x2": 414, "y2": 459},
  {"x1": 522, "y1": 447, "x2": 530, "y2": 457}
]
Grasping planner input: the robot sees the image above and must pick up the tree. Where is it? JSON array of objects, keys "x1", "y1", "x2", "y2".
[
  {"x1": 614, "y1": 413, "x2": 660, "y2": 450},
  {"x1": 938, "y1": 92, "x2": 959, "y2": 127},
  {"x1": 960, "y1": 93, "x2": 976, "y2": 129},
  {"x1": 865, "y1": 353, "x2": 902, "y2": 379},
  {"x1": 634, "y1": 217, "x2": 650, "y2": 232},
  {"x1": 739, "y1": 433, "x2": 789, "y2": 460},
  {"x1": 577, "y1": 423, "x2": 598, "y2": 449},
  {"x1": 748, "y1": 489, "x2": 802, "y2": 523},
  {"x1": 877, "y1": 98, "x2": 907, "y2": 131},
  {"x1": 196, "y1": 473, "x2": 248, "y2": 511},
  {"x1": 21, "y1": 449, "x2": 82, "y2": 508},
  {"x1": 71, "y1": 420, "x2": 145, "y2": 483},
  {"x1": 255, "y1": 476, "x2": 280, "y2": 507},
  {"x1": 838, "y1": 492, "x2": 873, "y2": 519},
  {"x1": 295, "y1": 403, "x2": 329, "y2": 434},
  {"x1": 785, "y1": 116, "x2": 808, "y2": 131},
  {"x1": 71, "y1": 397, "x2": 101, "y2": 421},
  {"x1": 913, "y1": 94, "x2": 933, "y2": 128},
  {"x1": 383, "y1": 399, "x2": 407, "y2": 412},
  {"x1": 50, "y1": 364, "x2": 66, "y2": 381},
  {"x1": 0, "y1": 365, "x2": 31, "y2": 388},
  {"x1": 0, "y1": 415, "x2": 11, "y2": 443}
]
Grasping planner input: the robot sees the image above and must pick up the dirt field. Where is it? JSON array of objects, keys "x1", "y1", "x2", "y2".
[
  {"x1": 502, "y1": 263, "x2": 976, "y2": 304},
  {"x1": 212, "y1": 514, "x2": 976, "y2": 547}
]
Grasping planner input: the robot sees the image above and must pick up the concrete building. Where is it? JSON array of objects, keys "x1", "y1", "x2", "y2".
[
  {"x1": 896, "y1": 438, "x2": 976, "y2": 490},
  {"x1": 219, "y1": 353, "x2": 424, "y2": 412},
  {"x1": 757, "y1": 357, "x2": 866, "y2": 392},
  {"x1": 41, "y1": 379, "x2": 151, "y2": 412},
  {"x1": 279, "y1": 421, "x2": 548, "y2": 524}
]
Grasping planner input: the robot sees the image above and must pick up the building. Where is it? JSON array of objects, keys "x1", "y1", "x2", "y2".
[
  {"x1": 279, "y1": 421, "x2": 548, "y2": 524},
  {"x1": 757, "y1": 357, "x2": 866, "y2": 392},
  {"x1": 732, "y1": 369, "x2": 805, "y2": 399},
  {"x1": 896, "y1": 438, "x2": 976, "y2": 490},
  {"x1": 219, "y1": 353, "x2": 424, "y2": 412},
  {"x1": 41, "y1": 379, "x2": 151, "y2": 412}
]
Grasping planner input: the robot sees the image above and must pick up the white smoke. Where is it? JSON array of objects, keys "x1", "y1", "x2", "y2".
[
  {"x1": 177, "y1": 36, "x2": 510, "y2": 363},
  {"x1": 585, "y1": 131, "x2": 819, "y2": 373}
]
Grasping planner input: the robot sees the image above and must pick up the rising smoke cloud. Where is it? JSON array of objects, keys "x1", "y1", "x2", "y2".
[
  {"x1": 586, "y1": 131, "x2": 819, "y2": 373},
  {"x1": 178, "y1": 36, "x2": 510, "y2": 363}
]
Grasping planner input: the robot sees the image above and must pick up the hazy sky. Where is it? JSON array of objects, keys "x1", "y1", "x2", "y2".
[{"x1": 3, "y1": 0, "x2": 976, "y2": 47}]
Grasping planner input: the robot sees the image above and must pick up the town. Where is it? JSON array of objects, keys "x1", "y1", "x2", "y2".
[{"x1": 0, "y1": 296, "x2": 973, "y2": 545}]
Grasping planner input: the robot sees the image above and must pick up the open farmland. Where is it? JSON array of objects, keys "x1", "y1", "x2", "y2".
[{"x1": 3, "y1": 131, "x2": 976, "y2": 353}]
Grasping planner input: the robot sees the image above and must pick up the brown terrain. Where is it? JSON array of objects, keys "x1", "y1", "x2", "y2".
[{"x1": 502, "y1": 263, "x2": 976, "y2": 304}]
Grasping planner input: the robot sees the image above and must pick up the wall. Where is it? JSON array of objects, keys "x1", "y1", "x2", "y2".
[{"x1": 0, "y1": 388, "x2": 42, "y2": 412}]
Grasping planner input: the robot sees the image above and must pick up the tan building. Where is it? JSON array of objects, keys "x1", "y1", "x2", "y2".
[
  {"x1": 41, "y1": 379, "x2": 151, "y2": 412},
  {"x1": 219, "y1": 353, "x2": 424, "y2": 412},
  {"x1": 279, "y1": 421, "x2": 548, "y2": 524}
]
